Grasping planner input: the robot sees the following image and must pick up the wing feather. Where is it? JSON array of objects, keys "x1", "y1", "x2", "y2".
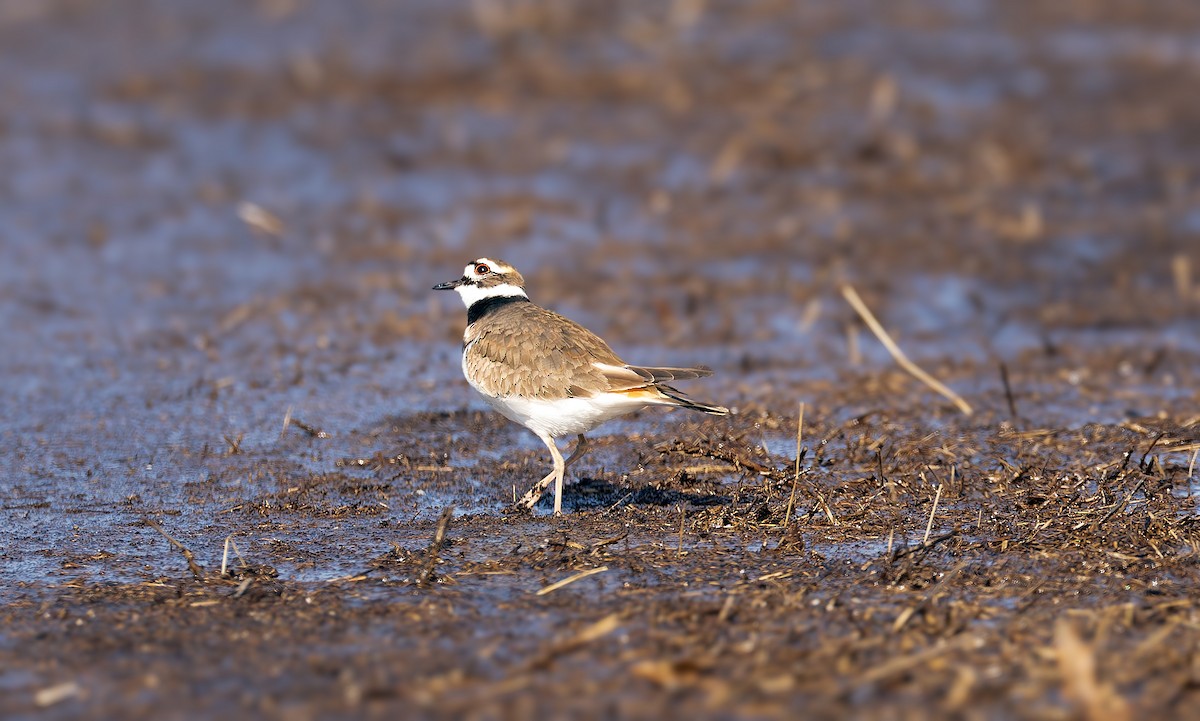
[
  {"x1": 465, "y1": 304, "x2": 622, "y2": 399},
  {"x1": 464, "y1": 303, "x2": 721, "y2": 410}
]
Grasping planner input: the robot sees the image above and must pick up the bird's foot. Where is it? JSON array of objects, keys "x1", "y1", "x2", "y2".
[
  {"x1": 514, "y1": 485, "x2": 544, "y2": 510},
  {"x1": 514, "y1": 470, "x2": 557, "y2": 511}
]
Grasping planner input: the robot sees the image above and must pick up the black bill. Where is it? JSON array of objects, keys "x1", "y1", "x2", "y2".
[{"x1": 432, "y1": 277, "x2": 466, "y2": 290}]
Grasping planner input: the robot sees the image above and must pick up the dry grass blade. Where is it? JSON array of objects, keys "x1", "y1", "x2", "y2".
[
  {"x1": 841, "y1": 284, "x2": 973, "y2": 416},
  {"x1": 999, "y1": 362, "x2": 1018, "y2": 419},
  {"x1": 784, "y1": 402, "x2": 804, "y2": 528},
  {"x1": 34, "y1": 681, "x2": 81, "y2": 707},
  {"x1": 923, "y1": 483, "x2": 943, "y2": 544},
  {"x1": 1088, "y1": 479, "x2": 1144, "y2": 533},
  {"x1": 220, "y1": 535, "x2": 250, "y2": 577},
  {"x1": 853, "y1": 633, "x2": 976, "y2": 688},
  {"x1": 1172, "y1": 254, "x2": 1192, "y2": 301},
  {"x1": 1054, "y1": 619, "x2": 1132, "y2": 721},
  {"x1": 536, "y1": 566, "x2": 609, "y2": 596},
  {"x1": 237, "y1": 201, "x2": 284, "y2": 237},
  {"x1": 418, "y1": 505, "x2": 455, "y2": 588},
  {"x1": 677, "y1": 506, "x2": 686, "y2": 557},
  {"x1": 279, "y1": 405, "x2": 293, "y2": 439},
  {"x1": 145, "y1": 518, "x2": 205, "y2": 580},
  {"x1": 525, "y1": 613, "x2": 622, "y2": 671}
]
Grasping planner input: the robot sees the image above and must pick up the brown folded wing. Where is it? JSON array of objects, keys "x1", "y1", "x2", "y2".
[
  {"x1": 464, "y1": 303, "x2": 714, "y2": 401},
  {"x1": 465, "y1": 303, "x2": 623, "y2": 399}
]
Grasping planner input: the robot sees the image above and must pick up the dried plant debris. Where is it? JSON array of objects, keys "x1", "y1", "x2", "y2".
[{"x1": 4, "y1": 0, "x2": 1200, "y2": 719}]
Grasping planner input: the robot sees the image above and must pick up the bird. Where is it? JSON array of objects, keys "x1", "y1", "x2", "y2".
[{"x1": 433, "y1": 257, "x2": 729, "y2": 515}]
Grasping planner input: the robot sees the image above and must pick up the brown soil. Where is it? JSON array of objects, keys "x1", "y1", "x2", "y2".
[{"x1": 1, "y1": 1, "x2": 1199, "y2": 719}]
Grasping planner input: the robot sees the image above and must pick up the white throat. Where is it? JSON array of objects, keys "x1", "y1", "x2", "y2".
[{"x1": 455, "y1": 282, "x2": 528, "y2": 309}]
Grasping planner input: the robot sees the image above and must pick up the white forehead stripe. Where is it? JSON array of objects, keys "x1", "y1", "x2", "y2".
[{"x1": 467, "y1": 258, "x2": 512, "y2": 275}]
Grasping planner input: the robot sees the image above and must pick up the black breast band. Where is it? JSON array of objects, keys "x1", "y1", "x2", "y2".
[{"x1": 467, "y1": 295, "x2": 531, "y2": 325}]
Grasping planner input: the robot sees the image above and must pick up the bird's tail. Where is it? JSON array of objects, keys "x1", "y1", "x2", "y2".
[{"x1": 659, "y1": 386, "x2": 730, "y2": 415}]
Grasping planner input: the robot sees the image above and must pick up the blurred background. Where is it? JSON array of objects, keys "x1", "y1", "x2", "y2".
[
  {"x1": 2, "y1": 1, "x2": 1200, "y2": 716},
  {"x1": 2, "y1": 0, "x2": 1199, "y2": 577}
]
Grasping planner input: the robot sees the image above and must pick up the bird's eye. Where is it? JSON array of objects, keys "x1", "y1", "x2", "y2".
[{"x1": 474, "y1": 263, "x2": 491, "y2": 275}]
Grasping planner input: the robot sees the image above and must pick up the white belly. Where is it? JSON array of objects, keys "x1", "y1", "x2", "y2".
[
  {"x1": 484, "y1": 393, "x2": 647, "y2": 438},
  {"x1": 462, "y1": 356, "x2": 644, "y2": 439}
]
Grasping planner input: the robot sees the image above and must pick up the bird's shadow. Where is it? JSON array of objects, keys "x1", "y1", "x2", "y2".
[{"x1": 547, "y1": 476, "x2": 731, "y2": 513}]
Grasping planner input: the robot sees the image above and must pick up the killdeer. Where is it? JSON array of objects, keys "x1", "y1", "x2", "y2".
[{"x1": 434, "y1": 258, "x2": 729, "y2": 515}]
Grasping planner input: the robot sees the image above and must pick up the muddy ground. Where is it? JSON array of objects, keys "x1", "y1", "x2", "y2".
[{"x1": 2, "y1": 0, "x2": 1199, "y2": 718}]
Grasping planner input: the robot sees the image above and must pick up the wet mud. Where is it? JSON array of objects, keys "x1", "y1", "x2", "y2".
[{"x1": 2, "y1": 0, "x2": 1199, "y2": 718}]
